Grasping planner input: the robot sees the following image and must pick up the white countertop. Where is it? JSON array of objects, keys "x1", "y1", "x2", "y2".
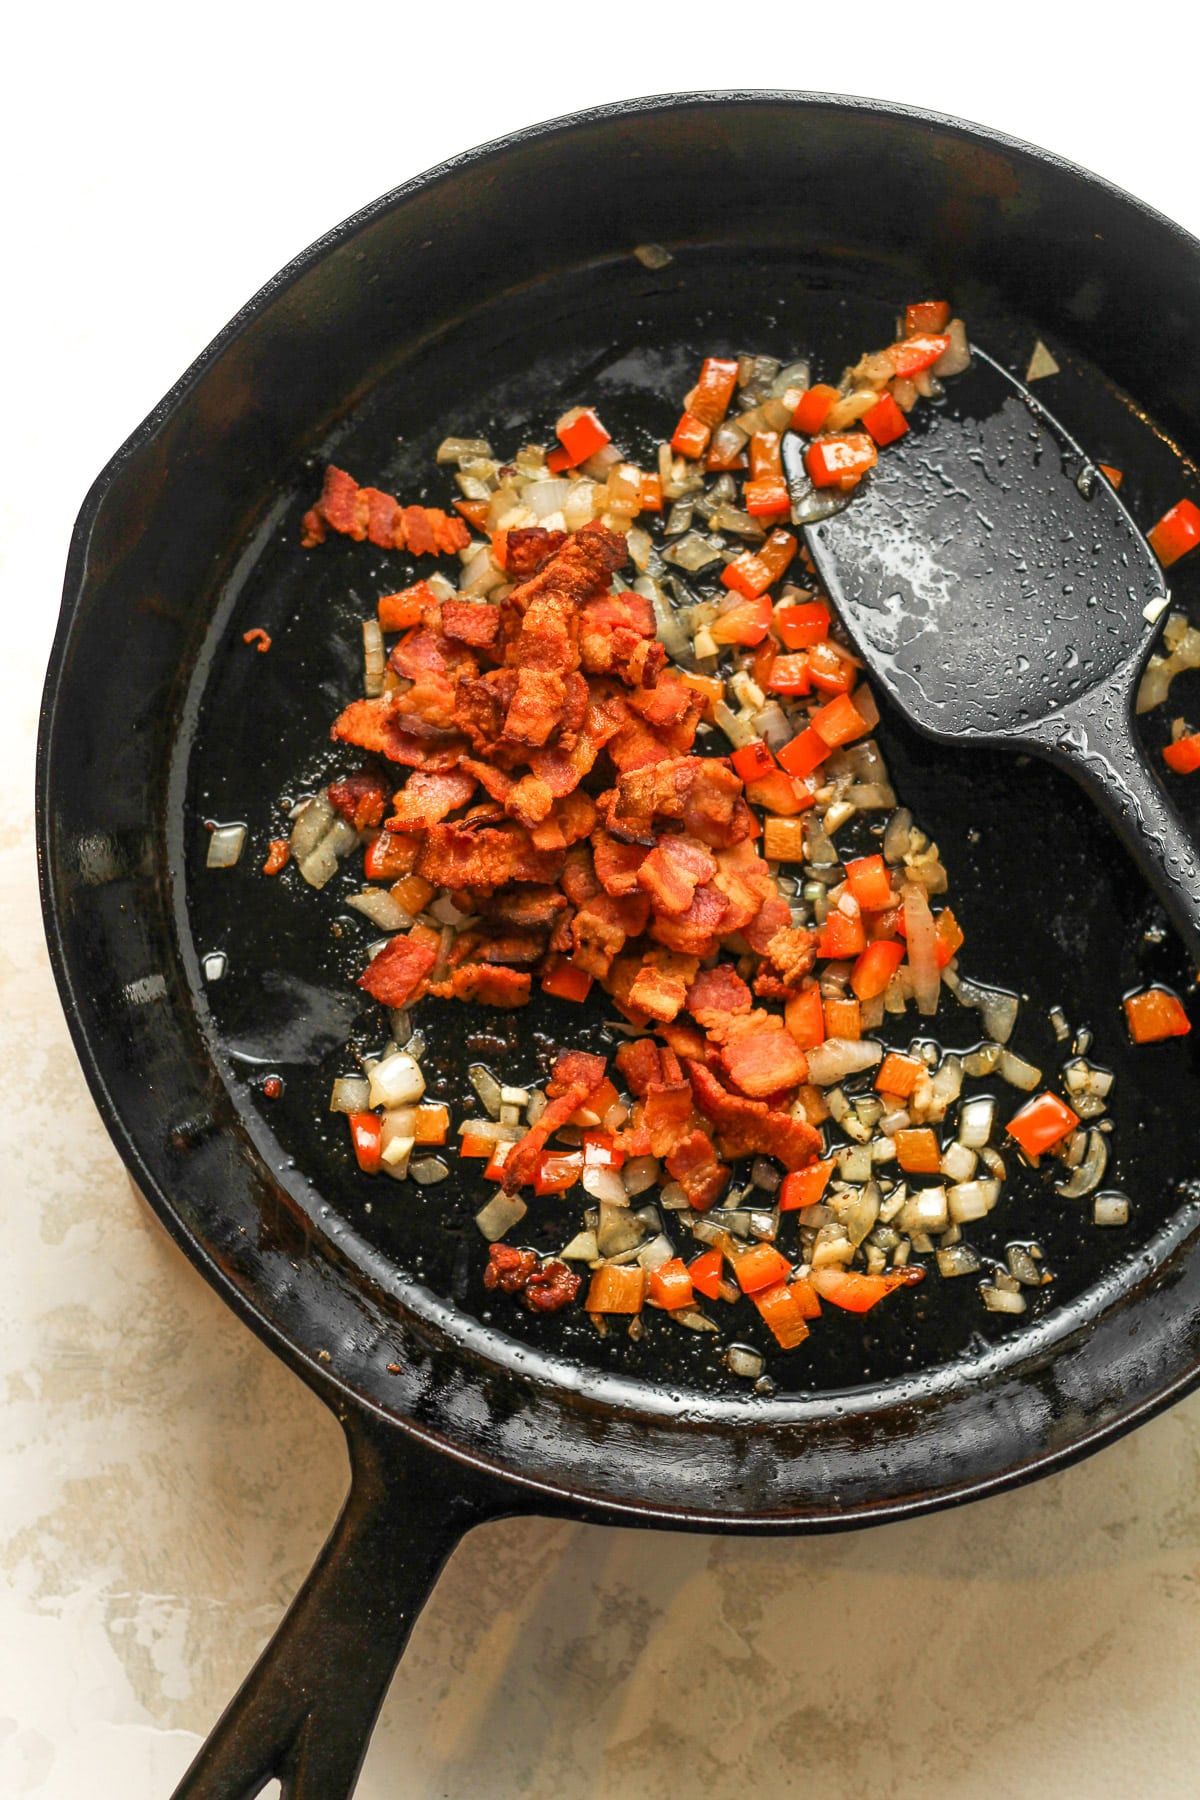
[{"x1": 6, "y1": 12, "x2": 1200, "y2": 1794}]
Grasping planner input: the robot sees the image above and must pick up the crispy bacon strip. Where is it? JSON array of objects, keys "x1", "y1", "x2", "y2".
[
  {"x1": 358, "y1": 927, "x2": 441, "y2": 1008},
  {"x1": 386, "y1": 767, "x2": 477, "y2": 831},
  {"x1": 302, "y1": 464, "x2": 471, "y2": 555},
  {"x1": 502, "y1": 1051, "x2": 608, "y2": 1190}
]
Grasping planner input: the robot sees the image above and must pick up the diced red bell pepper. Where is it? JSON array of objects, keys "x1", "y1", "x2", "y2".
[
  {"x1": 889, "y1": 334, "x2": 951, "y2": 378},
  {"x1": 534, "y1": 1150, "x2": 584, "y2": 1195},
  {"x1": 711, "y1": 594, "x2": 774, "y2": 646},
  {"x1": 459, "y1": 1133, "x2": 494, "y2": 1159},
  {"x1": 1006, "y1": 1092, "x2": 1080, "y2": 1157},
  {"x1": 569, "y1": 1077, "x2": 619, "y2": 1127},
  {"x1": 484, "y1": 1141, "x2": 516, "y2": 1183},
  {"x1": 895, "y1": 1128, "x2": 940, "y2": 1173},
  {"x1": 453, "y1": 499, "x2": 491, "y2": 533},
  {"x1": 745, "y1": 769, "x2": 815, "y2": 815},
  {"x1": 348, "y1": 1112, "x2": 382, "y2": 1175},
  {"x1": 649, "y1": 1258, "x2": 695, "y2": 1311},
  {"x1": 553, "y1": 405, "x2": 611, "y2": 468},
  {"x1": 731, "y1": 739, "x2": 778, "y2": 783},
  {"x1": 744, "y1": 476, "x2": 791, "y2": 517},
  {"x1": 1098, "y1": 463, "x2": 1123, "y2": 489},
  {"x1": 766, "y1": 654, "x2": 811, "y2": 696},
  {"x1": 364, "y1": 832, "x2": 419, "y2": 882},
  {"x1": 785, "y1": 984, "x2": 825, "y2": 1049},
  {"x1": 378, "y1": 581, "x2": 436, "y2": 631},
  {"x1": 689, "y1": 357, "x2": 740, "y2": 427},
  {"x1": 775, "y1": 600, "x2": 832, "y2": 649},
  {"x1": 863, "y1": 390, "x2": 909, "y2": 448},
  {"x1": 752, "y1": 1281, "x2": 811, "y2": 1349},
  {"x1": 905, "y1": 301, "x2": 951, "y2": 335},
  {"x1": 823, "y1": 995, "x2": 861, "y2": 1038},
  {"x1": 734, "y1": 1243, "x2": 793, "y2": 1294},
  {"x1": 706, "y1": 437, "x2": 749, "y2": 473},
  {"x1": 779, "y1": 1159, "x2": 835, "y2": 1210},
  {"x1": 811, "y1": 1267, "x2": 916, "y2": 1313},
  {"x1": 671, "y1": 411, "x2": 711, "y2": 459},
  {"x1": 791, "y1": 384, "x2": 838, "y2": 435},
  {"x1": 262, "y1": 839, "x2": 290, "y2": 875},
  {"x1": 811, "y1": 692, "x2": 869, "y2": 747},
  {"x1": 721, "y1": 529, "x2": 798, "y2": 598},
  {"x1": 875, "y1": 1051, "x2": 924, "y2": 1098},
  {"x1": 640, "y1": 472, "x2": 663, "y2": 512},
  {"x1": 934, "y1": 906, "x2": 964, "y2": 966},
  {"x1": 688, "y1": 1248, "x2": 726, "y2": 1300},
  {"x1": 586, "y1": 1265, "x2": 647, "y2": 1314},
  {"x1": 805, "y1": 434, "x2": 878, "y2": 491},
  {"x1": 806, "y1": 640, "x2": 857, "y2": 695},
  {"x1": 1148, "y1": 499, "x2": 1200, "y2": 568},
  {"x1": 777, "y1": 727, "x2": 830, "y2": 778},
  {"x1": 1124, "y1": 987, "x2": 1192, "y2": 1043},
  {"x1": 541, "y1": 959, "x2": 594, "y2": 1003},
  {"x1": 583, "y1": 1130, "x2": 624, "y2": 1170},
  {"x1": 749, "y1": 431, "x2": 783, "y2": 478},
  {"x1": 1163, "y1": 734, "x2": 1200, "y2": 774},
  {"x1": 851, "y1": 939, "x2": 905, "y2": 1001},
  {"x1": 844, "y1": 854, "x2": 893, "y2": 912},
  {"x1": 817, "y1": 908, "x2": 867, "y2": 960}
]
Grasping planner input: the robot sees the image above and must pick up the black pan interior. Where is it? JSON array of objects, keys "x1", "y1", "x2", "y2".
[
  {"x1": 42, "y1": 97, "x2": 1200, "y2": 1521},
  {"x1": 181, "y1": 243, "x2": 1200, "y2": 1397}
]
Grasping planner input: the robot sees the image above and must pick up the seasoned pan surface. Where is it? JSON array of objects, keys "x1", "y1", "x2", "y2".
[{"x1": 182, "y1": 246, "x2": 1200, "y2": 1398}]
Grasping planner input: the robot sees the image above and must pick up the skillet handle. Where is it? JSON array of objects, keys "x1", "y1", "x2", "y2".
[
  {"x1": 171, "y1": 1410, "x2": 511, "y2": 1800},
  {"x1": 1024, "y1": 672, "x2": 1200, "y2": 972}
]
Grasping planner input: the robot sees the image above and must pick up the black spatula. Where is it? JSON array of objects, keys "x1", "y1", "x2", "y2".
[{"x1": 782, "y1": 347, "x2": 1200, "y2": 967}]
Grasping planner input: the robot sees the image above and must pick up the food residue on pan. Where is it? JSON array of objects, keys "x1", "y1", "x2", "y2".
[{"x1": 209, "y1": 302, "x2": 1199, "y2": 1374}]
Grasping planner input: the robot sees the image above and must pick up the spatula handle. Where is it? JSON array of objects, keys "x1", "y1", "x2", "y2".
[{"x1": 1025, "y1": 673, "x2": 1200, "y2": 971}]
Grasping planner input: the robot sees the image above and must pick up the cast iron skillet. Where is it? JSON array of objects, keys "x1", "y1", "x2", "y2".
[{"x1": 37, "y1": 93, "x2": 1200, "y2": 1800}]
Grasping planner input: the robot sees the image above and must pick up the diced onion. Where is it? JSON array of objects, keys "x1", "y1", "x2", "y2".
[
  {"x1": 937, "y1": 1244, "x2": 982, "y2": 1278},
  {"x1": 623, "y1": 1156, "x2": 661, "y2": 1197},
  {"x1": 410, "y1": 1156, "x2": 449, "y2": 1186},
  {"x1": 469, "y1": 1063, "x2": 502, "y2": 1118},
  {"x1": 584, "y1": 1166, "x2": 628, "y2": 1204},
  {"x1": 207, "y1": 823, "x2": 247, "y2": 869},
  {"x1": 636, "y1": 1233, "x2": 676, "y2": 1272},
  {"x1": 475, "y1": 1192, "x2": 527, "y2": 1242},
  {"x1": 329, "y1": 1076, "x2": 371, "y2": 1114},
  {"x1": 1093, "y1": 1191, "x2": 1130, "y2": 1227},
  {"x1": 807, "y1": 1038, "x2": 884, "y2": 1087},
  {"x1": 1054, "y1": 1128, "x2": 1108, "y2": 1198},
  {"x1": 368, "y1": 1052, "x2": 425, "y2": 1109},
  {"x1": 982, "y1": 1285, "x2": 1027, "y2": 1315},
  {"x1": 999, "y1": 1049, "x2": 1042, "y2": 1091},
  {"x1": 437, "y1": 436, "x2": 493, "y2": 465},
  {"x1": 957, "y1": 1096, "x2": 995, "y2": 1149},
  {"x1": 947, "y1": 1178, "x2": 1000, "y2": 1223},
  {"x1": 726, "y1": 1345, "x2": 765, "y2": 1379},
  {"x1": 933, "y1": 319, "x2": 971, "y2": 378},
  {"x1": 560, "y1": 1230, "x2": 600, "y2": 1261},
  {"x1": 455, "y1": 1118, "x2": 521, "y2": 1143},
  {"x1": 290, "y1": 792, "x2": 336, "y2": 861},
  {"x1": 901, "y1": 882, "x2": 940, "y2": 1016},
  {"x1": 345, "y1": 889, "x2": 413, "y2": 932},
  {"x1": 363, "y1": 619, "x2": 385, "y2": 697}
]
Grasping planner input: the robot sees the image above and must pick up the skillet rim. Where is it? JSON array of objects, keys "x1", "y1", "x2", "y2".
[{"x1": 36, "y1": 88, "x2": 1200, "y2": 1527}]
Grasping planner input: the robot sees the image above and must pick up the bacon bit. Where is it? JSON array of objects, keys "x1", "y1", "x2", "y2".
[
  {"x1": 386, "y1": 767, "x2": 478, "y2": 831},
  {"x1": 262, "y1": 839, "x2": 290, "y2": 875},
  {"x1": 665, "y1": 1129, "x2": 730, "y2": 1210},
  {"x1": 502, "y1": 1051, "x2": 609, "y2": 1191},
  {"x1": 357, "y1": 926, "x2": 441, "y2": 1008},
  {"x1": 302, "y1": 465, "x2": 471, "y2": 556},
  {"x1": 329, "y1": 769, "x2": 391, "y2": 831},
  {"x1": 427, "y1": 964, "x2": 531, "y2": 1006},
  {"x1": 262, "y1": 1075, "x2": 283, "y2": 1099},
  {"x1": 242, "y1": 627, "x2": 272, "y2": 653},
  {"x1": 719, "y1": 1020, "x2": 808, "y2": 1098}
]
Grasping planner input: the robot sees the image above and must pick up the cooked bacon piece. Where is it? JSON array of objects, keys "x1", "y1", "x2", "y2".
[
  {"x1": 460, "y1": 758, "x2": 515, "y2": 804},
  {"x1": 440, "y1": 601, "x2": 501, "y2": 648},
  {"x1": 483, "y1": 1244, "x2": 540, "y2": 1293},
  {"x1": 570, "y1": 891, "x2": 652, "y2": 978},
  {"x1": 627, "y1": 951, "x2": 700, "y2": 1023},
  {"x1": 303, "y1": 466, "x2": 470, "y2": 554},
  {"x1": 592, "y1": 830, "x2": 650, "y2": 897},
  {"x1": 648, "y1": 882, "x2": 730, "y2": 958},
  {"x1": 502, "y1": 1050, "x2": 609, "y2": 1190},
  {"x1": 685, "y1": 1061, "x2": 822, "y2": 1170},
  {"x1": 454, "y1": 671, "x2": 516, "y2": 758},
  {"x1": 625, "y1": 672, "x2": 700, "y2": 731},
  {"x1": 578, "y1": 591, "x2": 658, "y2": 681},
  {"x1": 507, "y1": 776, "x2": 556, "y2": 829},
  {"x1": 757, "y1": 924, "x2": 818, "y2": 993},
  {"x1": 743, "y1": 894, "x2": 794, "y2": 955},
  {"x1": 358, "y1": 926, "x2": 441, "y2": 1009},
  {"x1": 386, "y1": 767, "x2": 477, "y2": 831},
  {"x1": 719, "y1": 1021, "x2": 808, "y2": 1098},
  {"x1": 503, "y1": 668, "x2": 567, "y2": 748},
  {"x1": 530, "y1": 697, "x2": 622, "y2": 800},
  {"x1": 503, "y1": 527, "x2": 567, "y2": 576},
  {"x1": 478, "y1": 885, "x2": 568, "y2": 933},
  {"x1": 686, "y1": 963, "x2": 753, "y2": 1028},
  {"x1": 529, "y1": 789, "x2": 598, "y2": 849},
  {"x1": 640, "y1": 1076, "x2": 695, "y2": 1157},
  {"x1": 656, "y1": 1017, "x2": 708, "y2": 1060},
  {"x1": 416, "y1": 823, "x2": 565, "y2": 891},
  {"x1": 428, "y1": 964, "x2": 531, "y2": 1006},
  {"x1": 665, "y1": 1129, "x2": 730, "y2": 1211},
  {"x1": 615, "y1": 1038, "x2": 664, "y2": 1096},
  {"x1": 609, "y1": 757, "x2": 743, "y2": 847},
  {"x1": 476, "y1": 933, "x2": 546, "y2": 966},
  {"x1": 328, "y1": 769, "x2": 390, "y2": 831},
  {"x1": 503, "y1": 522, "x2": 626, "y2": 677},
  {"x1": 636, "y1": 834, "x2": 718, "y2": 916},
  {"x1": 522, "y1": 1259, "x2": 582, "y2": 1312},
  {"x1": 331, "y1": 696, "x2": 468, "y2": 768},
  {"x1": 561, "y1": 844, "x2": 601, "y2": 907}
]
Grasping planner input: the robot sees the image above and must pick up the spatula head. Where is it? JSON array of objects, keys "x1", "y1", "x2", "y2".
[{"x1": 783, "y1": 348, "x2": 1168, "y2": 744}]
